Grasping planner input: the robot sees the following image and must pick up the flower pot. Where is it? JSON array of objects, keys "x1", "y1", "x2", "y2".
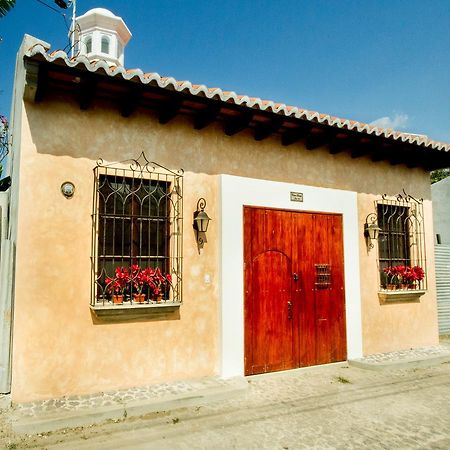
[
  {"x1": 133, "y1": 293, "x2": 146, "y2": 303},
  {"x1": 387, "y1": 284, "x2": 397, "y2": 291},
  {"x1": 400, "y1": 283, "x2": 409, "y2": 290},
  {"x1": 112, "y1": 294, "x2": 124, "y2": 304},
  {"x1": 154, "y1": 293, "x2": 164, "y2": 303}
]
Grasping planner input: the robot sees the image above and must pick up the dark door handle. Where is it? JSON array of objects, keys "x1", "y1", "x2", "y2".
[{"x1": 287, "y1": 301, "x2": 292, "y2": 320}]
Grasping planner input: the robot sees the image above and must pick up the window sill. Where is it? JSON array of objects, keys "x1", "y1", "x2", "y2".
[
  {"x1": 378, "y1": 289, "x2": 426, "y2": 303},
  {"x1": 90, "y1": 302, "x2": 182, "y2": 321}
]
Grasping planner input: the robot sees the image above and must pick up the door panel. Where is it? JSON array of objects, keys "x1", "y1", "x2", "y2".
[
  {"x1": 244, "y1": 207, "x2": 346, "y2": 375},
  {"x1": 292, "y1": 212, "x2": 315, "y2": 367},
  {"x1": 314, "y1": 214, "x2": 332, "y2": 365},
  {"x1": 329, "y1": 215, "x2": 347, "y2": 362},
  {"x1": 244, "y1": 208, "x2": 295, "y2": 374},
  {"x1": 251, "y1": 251, "x2": 294, "y2": 373}
]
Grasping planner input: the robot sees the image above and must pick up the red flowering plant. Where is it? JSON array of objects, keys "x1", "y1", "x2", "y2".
[
  {"x1": 402, "y1": 266, "x2": 425, "y2": 286},
  {"x1": 145, "y1": 267, "x2": 172, "y2": 300},
  {"x1": 130, "y1": 265, "x2": 147, "y2": 295},
  {"x1": 104, "y1": 266, "x2": 130, "y2": 302},
  {"x1": 383, "y1": 265, "x2": 425, "y2": 290},
  {"x1": 104, "y1": 265, "x2": 172, "y2": 303},
  {"x1": 383, "y1": 265, "x2": 403, "y2": 287}
]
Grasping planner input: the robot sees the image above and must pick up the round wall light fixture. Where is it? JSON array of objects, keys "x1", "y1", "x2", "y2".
[{"x1": 61, "y1": 181, "x2": 75, "y2": 198}]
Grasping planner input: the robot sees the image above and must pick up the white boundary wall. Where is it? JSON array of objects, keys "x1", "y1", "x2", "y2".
[
  {"x1": 219, "y1": 174, "x2": 363, "y2": 377},
  {"x1": 435, "y1": 245, "x2": 450, "y2": 335}
]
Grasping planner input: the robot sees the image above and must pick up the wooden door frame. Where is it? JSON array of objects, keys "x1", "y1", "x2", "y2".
[{"x1": 219, "y1": 174, "x2": 363, "y2": 378}]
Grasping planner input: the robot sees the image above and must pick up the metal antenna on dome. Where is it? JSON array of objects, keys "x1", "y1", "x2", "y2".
[{"x1": 53, "y1": 0, "x2": 77, "y2": 57}]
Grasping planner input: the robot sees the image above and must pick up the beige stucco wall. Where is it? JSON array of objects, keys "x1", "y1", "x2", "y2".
[
  {"x1": 11, "y1": 92, "x2": 438, "y2": 402},
  {"x1": 358, "y1": 195, "x2": 438, "y2": 354}
]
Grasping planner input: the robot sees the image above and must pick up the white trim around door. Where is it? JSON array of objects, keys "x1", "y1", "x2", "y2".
[{"x1": 219, "y1": 174, "x2": 363, "y2": 378}]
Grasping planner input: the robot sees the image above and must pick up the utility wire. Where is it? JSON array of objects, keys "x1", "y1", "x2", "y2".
[
  {"x1": 33, "y1": 0, "x2": 81, "y2": 57},
  {"x1": 34, "y1": 0, "x2": 70, "y2": 30}
]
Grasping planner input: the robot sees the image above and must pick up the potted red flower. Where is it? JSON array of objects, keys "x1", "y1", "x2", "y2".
[
  {"x1": 105, "y1": 265, "x2": 173, "y2": 305},
  {"x1": 105, "y1": 266, "x2": 130, "y2": 304},
  {"x1": 383, "y1": 265, "x2": 425, "y2": 290},
  {"x1": 141, "y1": 267, "x2": 172, "y2": 302},
  {"x1": 131, "y1": 264, "x2": 148, "y2": 303},
  {"x1": 383, "y1": 266, "x2": 401, "y2": 290},
  {"x1": 403, "y1": 265, "x2": 425, "y2": 289}
]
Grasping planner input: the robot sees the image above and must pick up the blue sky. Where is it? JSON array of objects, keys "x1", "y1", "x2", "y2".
[{"x1": 1, "y1": 0, "x2": 449, "y2": 142}]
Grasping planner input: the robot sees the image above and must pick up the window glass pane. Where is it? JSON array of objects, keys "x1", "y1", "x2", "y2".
[
  {"x1": 377, "y1": 204, "x2": 410, "y2": 262},
  {"x1": 101, "y1": 36, "x2": 110, "y2": 54},
  {"x1": 85, "y1": 37, "x2": 92, "y2": 53},
  {"x1": 98, "y1": 175, "x2": 169, "y2": 275}
]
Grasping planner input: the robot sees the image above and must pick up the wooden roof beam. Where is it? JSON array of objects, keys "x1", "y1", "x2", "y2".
[
  {"x1": 224, "y1": 111, "x2": 253, "y2": 136},
  {"x1": 193, "y1": 103, "x2": 222, "y2": 130},
  {"x1": 328, "y1": 133, "x2": 354, "y2": 155},
  {"x1": 305, "y1": 127, "x2": 330, "y2": 150},
  {"x1": 370, "y1": 142, "x2": 393, "y2": 162},
  {"x1": 425, "y1": 153, "x2": 450, "y2": 171},
  {"x1": 35, "y1": 64, "x2": 49, "y2": 103},
  {"x1": 120, "y1": 86, "x2": 142, "y2": 118},
  {"x1": 24, "y1": 61, "x2": 49, "y2": 103},
  {"x1": 281, "y1": 122, "x2": 311, "y2": 146},
  {"x1": 78, "y1": 75, "x2": 97, "y2": 110},
  {"x1": 389, "y1": 146, "x2": 409, "y2": 166},
  {"x1": 254, "y1": 116, "x2": 284, "y2": 141},
  {"x1": 350, "y1": 137, "x2": 373, "y2": 159},
  {"x1": 158, "y1": 96, "x2": 183, "y2": 124}
]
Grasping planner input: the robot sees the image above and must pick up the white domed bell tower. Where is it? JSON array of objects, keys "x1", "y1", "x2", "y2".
[{"x1": 75, "y1": 8, "x2": 132, "y2": 67}]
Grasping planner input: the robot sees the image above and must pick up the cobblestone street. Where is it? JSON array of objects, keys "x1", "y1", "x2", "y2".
[{"x1": 2, "y1": 360, "x2": 450, "y2": 449}]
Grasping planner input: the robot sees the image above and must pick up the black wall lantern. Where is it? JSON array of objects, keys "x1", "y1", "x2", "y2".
[
  {"x1": 193, "y1": 198, "x2": 211, "y2": 250},
  {"x1": 364, "y1": 213, "x2": 381, "y2": 250}
]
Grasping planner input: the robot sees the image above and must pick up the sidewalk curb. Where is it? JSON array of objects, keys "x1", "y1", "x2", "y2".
[
  {"x1": 11, "y1": 377, "x2": 249, "y2": 435},
  {"x1": 348, "y1": 353, "x2": 450, "y2": 371}
]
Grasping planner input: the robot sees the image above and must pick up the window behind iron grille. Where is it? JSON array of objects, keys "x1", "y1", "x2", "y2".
[
  {"x1": 91, "y1": 156, "x2": 184, "y2": 305},
  {"x1": 376, "y1": 193, "x2": 427, "y2": 290},
  {"x1": 377, "y1": 204, "x2": 410, "y2": 273},
  {"x1": 97, "y1": 175, "x2": 170, "y2": 289}
]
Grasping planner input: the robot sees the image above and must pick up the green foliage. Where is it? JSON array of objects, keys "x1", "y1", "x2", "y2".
[
  {"x1": 0, "y1": 0, "x2": 15, "y2": 18},
  {"x1": 431, "y1": 169, "x2": 450, "y2": 184}
]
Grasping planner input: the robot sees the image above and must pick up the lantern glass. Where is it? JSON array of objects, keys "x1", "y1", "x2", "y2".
[
  {"x1": 366, "y1": 223, "x2": 381, "y2": 241},
  {"x1": 195, "y1": 211, "x2": 211, "y2": 233}
]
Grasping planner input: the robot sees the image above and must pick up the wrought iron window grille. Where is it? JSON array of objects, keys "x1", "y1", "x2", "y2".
[
  {"x1": 0, "y1": 116, "x2": 9, "y2": 165},
  {"x1": 91, "y1": 152, "x2": 183, "y2": 306},
  {"x1": 376, "y1": 190, "x2": 427, "y2": 291}
]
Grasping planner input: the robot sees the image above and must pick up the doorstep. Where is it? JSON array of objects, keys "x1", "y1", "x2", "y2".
[
  {"x1": 348, "y1": 343, "x2": 450, "y2": 371},
  {"x1": 10, "y1": 376, "x2": 248, "y2": 435}
]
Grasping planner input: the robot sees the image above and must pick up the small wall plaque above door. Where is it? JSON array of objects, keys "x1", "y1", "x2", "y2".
[{"x1": 290, "y1": 192, "x2": 304, "y2": 202}]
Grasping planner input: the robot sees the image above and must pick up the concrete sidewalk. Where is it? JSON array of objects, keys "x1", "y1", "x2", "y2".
[
  {"x1": 3, "y1": 360, "x2": 450, "y2": 449},
  {"x1": 10, "y1": 376, "x2": 248, "y2": 435},
  {"x1": 4, "y1": 339, "x2": 450, "y2": 441},
  {"x1": 348, "y1": 342, "x2": 450, "y2": 370}
]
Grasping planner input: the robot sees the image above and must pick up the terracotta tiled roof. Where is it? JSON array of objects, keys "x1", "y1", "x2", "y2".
[{"x1": 24, "y1": 41, "x2": 449, "y2": 153}]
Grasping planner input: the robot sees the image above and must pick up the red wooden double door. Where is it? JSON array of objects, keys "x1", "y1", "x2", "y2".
[{"x1": 244, "y1": 207, "x2": 347, "y2": 375}]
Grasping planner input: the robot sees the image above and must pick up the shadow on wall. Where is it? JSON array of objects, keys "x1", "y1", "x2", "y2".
[{"x1": 26, "y1": 95, "x2": 432, "y2": 201}]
